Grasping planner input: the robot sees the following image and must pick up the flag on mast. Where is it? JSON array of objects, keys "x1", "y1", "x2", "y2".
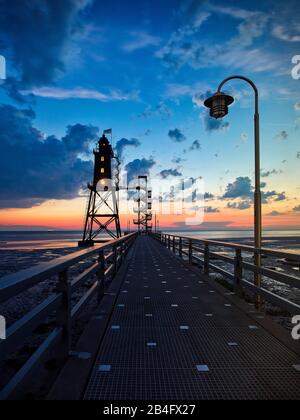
[{"x1": 104, "y1": 128, "x2": 112, "y2": 135}]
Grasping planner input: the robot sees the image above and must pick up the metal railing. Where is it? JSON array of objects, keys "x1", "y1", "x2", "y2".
[
  {"x1": 0, "y1": 232, "x2": 137, "y2": 400},
  {"x1": 152, "y1": 233, "x2": 300, "y2": 316}
]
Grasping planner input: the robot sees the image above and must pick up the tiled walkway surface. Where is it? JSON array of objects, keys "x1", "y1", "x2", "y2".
[{"x1": 84, "y1": 236, "x2": 300, "y2": 400}]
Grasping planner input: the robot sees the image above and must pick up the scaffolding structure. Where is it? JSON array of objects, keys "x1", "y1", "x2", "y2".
[{"x1": 133, "y1": 175, "x2": 152, "y2": 233}]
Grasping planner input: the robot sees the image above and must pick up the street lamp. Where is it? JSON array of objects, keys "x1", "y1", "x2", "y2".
[{"x1": 204, "y1": 76, "x2": 262, "y2": 304}]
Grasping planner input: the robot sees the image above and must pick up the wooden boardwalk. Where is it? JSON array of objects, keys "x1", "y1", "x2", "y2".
[{"x1": 83, "y1": 236, "x2": 300, "y2": 400}]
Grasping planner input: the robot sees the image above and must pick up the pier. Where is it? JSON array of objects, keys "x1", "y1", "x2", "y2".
[{"x1": 0, "y1": 234, "x2": 300, "y2": 400}]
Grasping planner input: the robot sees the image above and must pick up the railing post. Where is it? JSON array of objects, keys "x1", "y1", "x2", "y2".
[
  {"x1": 113, "y1": 245, "x2": 118, "y2": 275},
  {"x1": 188, "y1": 239, "x2": 193, "y2": 265},
  {"x1": 254, "y1": 249, "x2": 262, "y2": 309},
  {"x1": 120, "y1": 242, "x2": 124, "y2": 263},
  {"x1": 118, "y1": 244, "x2": 121, "y2": 268},
  {"x1": 125, "y1": 238, "x2": 130, "y2": 256},
  {"x1": 168, "y1": 235, "x2": 171, "y2": 249},
  {"x1": 56, "y1": 269, "x2": 71, "y2": 357},
  {"x1": 173, "y1": 236, "x2": 175, "y2": 253},
  {"x1": 204, "y1": 243, "x2": 209, "y2": 275},
  {"x1": 234, "y1": 249, "x2": 243, "y2": 296},
  {"x1": 123, "y1": 240, "x2": 127, "y2": 257},
  {"x1": 179, "y1": 237, "x2": 182, "y2": 258},
  {"x1": 97, "y1": 249, "x2": 105, "y2": 303}
]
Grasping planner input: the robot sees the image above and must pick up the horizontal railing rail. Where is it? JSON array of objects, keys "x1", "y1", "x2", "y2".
[
  {"x1": 0, "y1": 232, "x2": 137, "y2": 400},
  {"x1": 152, "y1": 233, "x2": 300, "y2": 316}
]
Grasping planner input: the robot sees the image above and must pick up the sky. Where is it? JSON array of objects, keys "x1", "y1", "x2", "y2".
[{"x1": 0, "y1": 0, "x2": 299, "y2": 232}]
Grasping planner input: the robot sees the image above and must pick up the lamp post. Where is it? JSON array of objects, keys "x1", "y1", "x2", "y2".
[{"x1": 204, "y1": 76, "x2": 262, "y2": 305}]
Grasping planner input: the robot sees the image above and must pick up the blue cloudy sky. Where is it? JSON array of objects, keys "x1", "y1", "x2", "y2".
[{"x1": 0, "y1": 0, "x2": 299, "y2": 229}]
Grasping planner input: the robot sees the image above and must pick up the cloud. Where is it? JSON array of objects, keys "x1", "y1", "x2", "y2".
[
  {"x1": 227, "y1": 201, "x2": 251, "y2": 210},
  {"x1": 0, "y1": 0, "x2": 92, "y2": 88},
  {"x1": 1, "y1": 77, "x2": 35, "y2": 104},
  {"x1": 260, "y1": 190, "x2": 287, "y2": 203},
  {"x1": 159, "y1": 169, "x2": 182, "y2": 179},
  {"x1": 274, "y1": 130, "x2": 288, "y2": 140},
  {"x1": 168, "y1": 128, "x2": 186, "y2": 143},
  {"x1": 272, "y1": 24, "x2": 300, "y2": 42},
  {"x1": 178, "y1": 1, "x2": 211, "y2": 28},
  {"x1": 155, "y1": 18, "x2": 211, "y2": 70},
  {"x1": 21, "y1": 86, "x2": 140, "y2": 102},
  {"x1": 156, "y1": 3, "x2": 278, "y2": 74},
  {"x1": 222, "y1": 178, "x2": 284, "y2": 204},
  {"x1": 223, "y1": 177, "x2": 253, "y2": 199},
  {"x1": 189, "y1": 139, "x2": 201, "y2": 151},
  {"x1": 204, "y1": 3, "x2": 256, "y2": 20},
  {"x1": 125, "y1": 158, "x2": 156, "y2": 183},
  {"x1": 192, "y1": 90, "x2": 230, "y2": 132},
  {"x1": 205, "y1": 206, "x2": 220, "y2": 213},
  {"x1": 172, "y1": 157, "x2": 186, "y2": 164},
  {"x1": 293, "y1": 205, "x2": 300, "y2": 212},
  {"x1": 172, "y1": 221, "x2": 232, "y2": 230},
  {"x1": 62, "y1": 123, "x2": 98, "y2": 152},
  {"x1": 297, "y1": 152, "x2": 300, "y2": 159},
  {"x1": 209, "y1": 4, "x2": 269, "y2": 47},
  {"x1": 138, "y1": 102, "x2": 172, "y2": 120},
  {"x1": 115, "y1": 138, "x2": 141, "y2": 159},
  {"x1": 274, "y1": 192, "x2": 286, "y2": 201},
  {"x1": 165, "y1": 83, "x2": 203, "y2": 100},
  {"x1": 0, "y1": 104, "x2": 97, "y2": 208},
  {"x1": 294, "y1": 102, "x2": 300, "y2": 111},
  {"x1": 192, "y1": 92, "x2": 209, "y2": 107},
  {"x1": 268, "y1": 211, "x2": 283, "y2": 216},
  {"x1": 202, "y1": 113, "x2": 230, "y2": 132},
  {"x1": 261, "y1": 191, "x2": 277, "y2": 201},
  {"x1": 121, "y1": 31, "x2": 160, "y2": 52},
  {"x1": 204, "y1": 192, "x2": 214, "y2": 200},
  {"x1": 241, "y1": 131, "x2": 248, "y2": 144},
  {"x1": 0, "y1": 225, "x2": 60, "y2": 231},
  {"x1": 261, "y1": 169, "x2": 283, "y2": 177}
]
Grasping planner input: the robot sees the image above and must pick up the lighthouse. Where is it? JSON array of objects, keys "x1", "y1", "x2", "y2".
[
  {"x1": 79, "y1": 133, "x2": 121, "y2": 246},
  {"x1": 93, "y1": 134, "x2": 113, "y2": 186}
]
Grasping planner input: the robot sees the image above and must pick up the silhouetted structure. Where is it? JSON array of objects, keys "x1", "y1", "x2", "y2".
[
  {"x1": 133, "y1": 175, "x2": 152, "y2": 233},
  {"x1": 79, "y1": 133, "x2": 121, "y2": 245}
]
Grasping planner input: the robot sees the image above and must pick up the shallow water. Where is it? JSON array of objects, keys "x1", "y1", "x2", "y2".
[
  {"x1": 0, "y1": 229, "x2": 300, "y2": 251},
  {"x1": 0, "y1": 231, "x2": 109, "y2": 250}
]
